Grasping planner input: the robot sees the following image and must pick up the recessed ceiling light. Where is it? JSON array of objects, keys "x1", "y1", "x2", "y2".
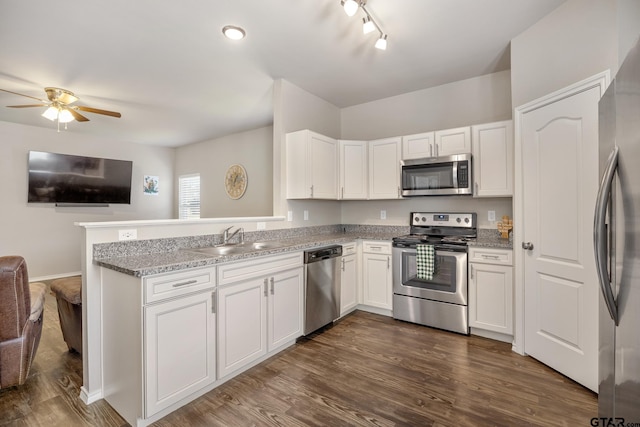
[{"x1": 222, "y1": 25, "x2": 246, "y2": 41}]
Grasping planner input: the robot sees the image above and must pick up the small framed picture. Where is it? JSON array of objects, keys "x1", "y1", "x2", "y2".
[{"x1": 143, "y1": 175, "x2": 159, "y2": 195}]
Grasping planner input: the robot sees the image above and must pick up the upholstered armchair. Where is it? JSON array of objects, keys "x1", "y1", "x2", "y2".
[{"x1": 0, "y1": 256, "x2": 46, "y2": 388}]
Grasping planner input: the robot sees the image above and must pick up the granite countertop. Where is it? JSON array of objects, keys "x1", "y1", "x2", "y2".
[
  {"x1": 95, "y1": 231, "x2": 398, "y2": 277},
  {"x1": 469, "y1": 229, "x2": 513, "y2": 250}
]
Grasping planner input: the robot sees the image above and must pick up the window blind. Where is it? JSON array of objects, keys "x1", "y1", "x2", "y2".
[{"x1": 178, "y1": 174, "x2": 200, "y2": 219}]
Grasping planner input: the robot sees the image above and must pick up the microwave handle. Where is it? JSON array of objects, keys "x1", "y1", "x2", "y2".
[{"x1": 452, "y1": 161, "x2": 458, "y2": 188}]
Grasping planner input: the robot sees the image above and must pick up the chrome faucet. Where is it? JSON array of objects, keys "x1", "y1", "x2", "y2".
[{"x1": 222, "y1": 226, "x2": 244, "y2": 245}]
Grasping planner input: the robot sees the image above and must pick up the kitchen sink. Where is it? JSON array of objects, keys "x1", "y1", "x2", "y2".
[
  {"x1": 186, "y1": 240, "x2": 290, "y2": 257},
  {"x1": 188, "y1": 245, "x2": 245, "y2": 256}
]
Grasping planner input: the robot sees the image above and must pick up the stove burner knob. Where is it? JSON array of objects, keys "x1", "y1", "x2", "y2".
[
  {"x1": 421, "y1": 216, "x2": 426, "y2": 222},
  {"x1": 464, "y1": 218, "x2": 469, "y2": 223},
  {"x1": 456, "y1": 218, "x2": 461, "y2": 223},
  {"x1": 414, "y1": 216, "x2": 420, "y2": 222}
]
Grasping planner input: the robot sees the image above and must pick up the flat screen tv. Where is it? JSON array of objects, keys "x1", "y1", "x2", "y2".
[{"x1": 28, "y1": 151, "x2": 133, "y2": 205}]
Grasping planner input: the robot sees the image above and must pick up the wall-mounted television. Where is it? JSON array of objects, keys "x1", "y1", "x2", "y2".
[{"x1": 28, "y1": 151, "x2": 133, "y2": 205}]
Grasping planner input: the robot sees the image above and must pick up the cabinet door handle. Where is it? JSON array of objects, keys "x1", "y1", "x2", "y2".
[
  {"x1": 430, "y1": 144, "x2": 433, "y2": 157},
  {"x1": 341, "y1": 187, "x2": 344, "y2": 199},
  {"x1": 211, "y1": 291, "x2": 216, "y2": 314},
  {"x1": 341, "y1": 258, "x2": 345, "y2": 271},
  {"x1": 475, "y1": 182, "x2": 478, "y2": 195},
  {"x1": 310, "y1": 185, "x2": 314, "y2": 197},
  {"x1": 397, "y1": 186, "x2": 401, "y2": 198},
  {"x1": 264, "y1": 278, "x2": 268, "y2": 297},
  {"x1": 387, "y1": 256, "x2": 390, "y2": 269},
  {"x1": 470, "y1": 265, "x2": 474, "y2": 279},
  {"x1": 270, "y1": 277, "x2": 275, "y2": 295},
  {"x1": 482, "y1": 254, "x2": 500, "y2": 260},
  {"x1": 172, "y1": 279, "x2": 198, "y2": 288},
  {"x1": 435, "y1": 144, "x2": 439, "y2": 157}
]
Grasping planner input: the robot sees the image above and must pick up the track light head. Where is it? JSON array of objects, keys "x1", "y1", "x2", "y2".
[
  {"x1": 375, "y1": 34, "x2": 387, "y2": 50},
  {"x1": 362, "y1": 16, "x2": 375, "y2": 34},
  {"x1": 341, "y1": 0, "x2": 359, "y2": 17}
]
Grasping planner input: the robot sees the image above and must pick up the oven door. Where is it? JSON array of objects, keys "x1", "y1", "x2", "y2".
[{"x1": 392, "y1": 246, "x2": 467, "y2": 305}]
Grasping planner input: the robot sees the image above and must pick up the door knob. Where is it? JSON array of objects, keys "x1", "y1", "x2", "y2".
[{"x1": 522, "y1": 242, "x2": 534, "y2": 250}]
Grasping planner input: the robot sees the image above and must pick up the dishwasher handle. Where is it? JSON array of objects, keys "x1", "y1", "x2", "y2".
[{"x1": 304, "y1": 245, "x2": 343, "y2": 264}]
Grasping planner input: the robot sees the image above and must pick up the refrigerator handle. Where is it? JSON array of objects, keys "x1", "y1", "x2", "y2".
[{"x1": 594, "y1": 146, "x2": 619, "y2": 325}]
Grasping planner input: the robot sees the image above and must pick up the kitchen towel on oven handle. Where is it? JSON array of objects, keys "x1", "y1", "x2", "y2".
[{"x1": 416, "y1": 244, "x2": 436, "y2": 281}]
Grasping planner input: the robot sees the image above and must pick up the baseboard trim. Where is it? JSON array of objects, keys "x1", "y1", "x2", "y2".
[
  {"x1": 30, "y1": 271, "x2": 82, "y2": 283},
  {"x1": 80, "y1": 386, "x2": 103, "y2": 405}
]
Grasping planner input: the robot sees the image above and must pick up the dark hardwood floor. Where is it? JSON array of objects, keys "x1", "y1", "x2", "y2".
[{"x1": 1, "y1": 281, "x2": 597, "y2": 426}]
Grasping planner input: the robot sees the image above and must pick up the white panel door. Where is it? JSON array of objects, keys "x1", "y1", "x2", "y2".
[
  {"x1": 402, "y1": 131, "x2": 435, "y2": 159},
  {"x1": 368, "y1": 137, "x2": 401, "y2": 199},
  {"x1": 339, "y1": 140, "x2": 368, "y2": 199},
  {"x1": 362, "y1": 253, "x2": 392, "y2": 309},
  {"x1": 435, "y1": 126, "x2": 471, "y2": 156},
  {"x1": 217, "y1": 279, "x2": 267, "y2": 378},
  {"x1": 268, "y1": 267, "x2": 303, "y2": 351},
  {"x1": 521, "y1": 84, "x2": 601, "y2": 391},
  {"x1": 309, "y1": 132, "x2": 338, "y2": 199},
  {"x1": 144, "y1": 290, "x2": 216, "y2": 417}
]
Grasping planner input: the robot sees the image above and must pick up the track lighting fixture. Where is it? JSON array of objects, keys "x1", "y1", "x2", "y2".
[{"x1": 340, "y1": 0, "x2": 388, "y2": 50}]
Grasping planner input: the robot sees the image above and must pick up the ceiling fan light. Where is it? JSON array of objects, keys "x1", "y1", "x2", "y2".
[
  {"x1": 222, "y1": 25, "x2": 246, "y2": 40},
  {"x1": 375, "y1": 34, "x2": 388, "y2": 50},
  {"x1": 362, "y1": 16, "x2": 375, "y2": 34},
  {"x1": 58, "y1": 109, "x2": 75, "y2": 123},
  {"x1": 342, "y1": 0, "x2": 359, "y2": 17},
  {"x1": 42, "y1": 106, "x2": 58, "y2": 121}
]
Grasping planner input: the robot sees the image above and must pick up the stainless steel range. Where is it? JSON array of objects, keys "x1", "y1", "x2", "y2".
[{"x1": 392, "y1": 212, "x2": 477, "y2": 334}]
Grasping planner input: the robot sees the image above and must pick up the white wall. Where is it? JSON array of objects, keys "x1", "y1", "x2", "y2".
[
  {"x1": 175, "y1": 126, "x2": 273, "y2": 218},
  {"x1": 510, "y1": 0, "x2": 618, "y2": 109},
  {"x1": 272, "y1": 79, "x2": 342, "y2": 225},
  {"x1": 341, "y1": 71, "x2": 512, "y2": 140},
  {"x1": 0, "y1": 121, "x2": 174, "y2": 278}
]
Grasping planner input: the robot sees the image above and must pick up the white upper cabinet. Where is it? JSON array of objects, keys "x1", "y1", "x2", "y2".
[
  {"x1": 434, "y1": 126, "x2": 471, "y2": 156},
  {"x1": 286, "y1": 130, "x2": 338, "y2": 199},
  {"x1": 368, "y1": 137, "x2": 401, "y2": 199},
  {"x1": 472, "y1": 120, "x2": 514, "y2": 197},
  {"x1": 339, "y1": 140, "x2": 368, "y2": 200},
  {"x1": 401, "y1": 131, "x2": 435, "y2": 160}
]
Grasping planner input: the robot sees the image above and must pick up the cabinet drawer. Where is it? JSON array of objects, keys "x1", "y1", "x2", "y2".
[
  {"x1": 362, "y1": 241, "x2": 392, "y2": 255},
  {"x1": 144, "y1": 267, "x2": 216, "y2": 304},
  {"x1": 218, "y1": 252, "x2": 303, "y2": 286},
  {"x1": 469, "y1": 247, "x2": 512, "y2": 266},
  {"x1": 342, "y1": 242, "x2": 357, "y2": 256}
]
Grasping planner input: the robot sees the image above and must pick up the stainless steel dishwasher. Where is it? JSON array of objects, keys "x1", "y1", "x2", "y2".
[{"x1": 303, "y1": 245, "x2": 342, "y2": 335}]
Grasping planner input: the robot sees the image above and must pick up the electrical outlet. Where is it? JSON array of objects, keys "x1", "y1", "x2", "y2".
[
  {"x1": 287, "y1": 210, "x2": 293, "y2": 222},
  {"x1": 256, "y1": 222, "x2": 266, "y2": 230},
  {"x1": 488, "y1": 211, "x2": 496, "y2": 222},
  {"x1": 380, "y1": 210, "x2": 387, "y2": 220},
  {"x1": 118, "y1": 229, "x2": 137, "y2": 241},
  {"x1": 303, "y1": 210, "x2": 309, "y2": 221}
]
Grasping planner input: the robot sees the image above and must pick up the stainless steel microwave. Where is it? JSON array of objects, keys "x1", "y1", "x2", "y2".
[{"x1": 401, "y1": 153, "x2": 472, "y2": 196}]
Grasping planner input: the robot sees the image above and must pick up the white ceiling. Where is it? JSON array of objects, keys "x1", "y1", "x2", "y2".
[{"x1": 0, "y1": 0, "x2": 565, "y2": 147}]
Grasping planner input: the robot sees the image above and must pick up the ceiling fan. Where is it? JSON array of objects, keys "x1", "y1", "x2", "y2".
[{"x1": 0, "y1": 87, "x2": 121, "y2": 124}]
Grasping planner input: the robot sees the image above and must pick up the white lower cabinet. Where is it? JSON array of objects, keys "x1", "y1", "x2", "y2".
[
  {"x1": 361, "y1": 241, "x2": 393, "y2": 311},
  {"x1": 101, "y1": 266, "x2": 217, "y2": 427},
  {"x1": 217, "y1": 252, "x2": 303, "y2": 379},
  {"x1": 340, "y1": 242, "x2": 358, "y2": 316},
  {"x1": 469, "y1": 247, "x2": 513, "y2": 341},
  {"x1": 144, "y1": 290, "x2": 216, "y2": 417}
]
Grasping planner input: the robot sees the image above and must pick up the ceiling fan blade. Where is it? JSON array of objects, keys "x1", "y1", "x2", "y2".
[
  {"x1": 66, "y1": 107, "x2": 89, "y2": 122},
  {"x1": 75, "y1": 105, "x2": 121, "y2": 118},
  {"x1": 7, "y1": 104, "x2": 48, "y2": 108},
  {"x1": 0, "y1": 88, "x2": 48, "y2": 103}
]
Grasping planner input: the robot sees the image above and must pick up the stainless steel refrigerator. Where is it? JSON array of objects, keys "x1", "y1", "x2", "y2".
[{"x1": 595, "y1": 36, "x2": 640, "y2": 420}]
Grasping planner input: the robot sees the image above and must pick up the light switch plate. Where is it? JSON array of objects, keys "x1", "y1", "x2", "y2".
[
  {"x1": 287, "y1": 211, "x2": 293, "y2": 221},
  {"x1": 488, "y1": 211, "x2": 496, "y2": 222},
  {"x1": 303, "y1": 210, "x2": 309, "y2": 221},
  {"x1": 256, "y1": 222, "x2": 266, "y2": 230},
  {"x1": 380, "y1": 210, "x2": 387, "y2": 220}
]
